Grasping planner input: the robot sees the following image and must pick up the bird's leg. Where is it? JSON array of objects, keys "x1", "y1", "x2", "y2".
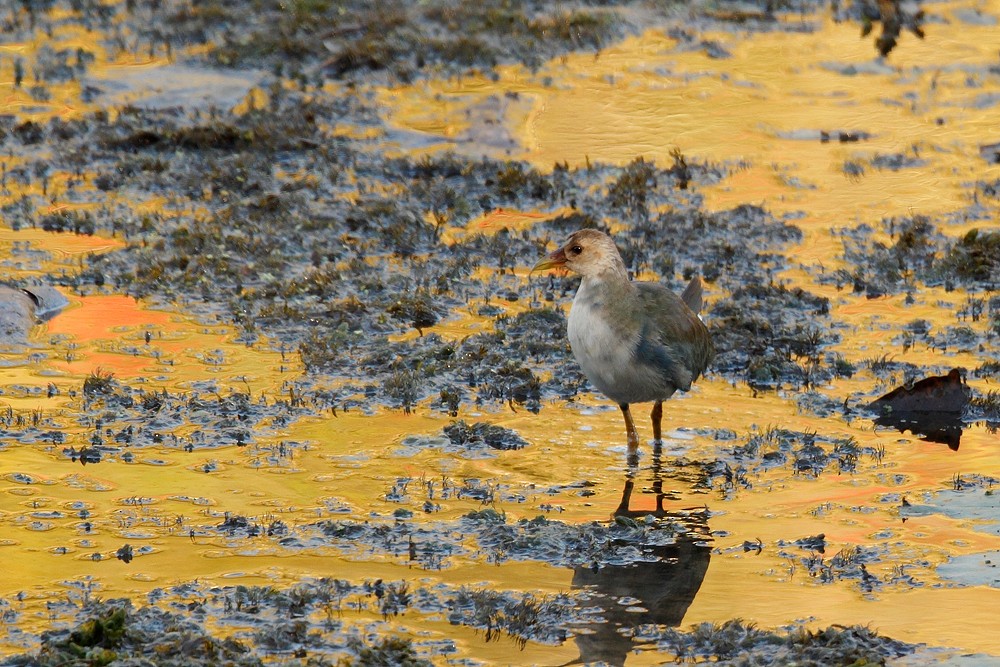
[
  {"x1": 651, "y1": 400, "x2": 663, "y2": 443},
  {"x1": 620, "y1": 403, "x2": 640, "y2": 460}
]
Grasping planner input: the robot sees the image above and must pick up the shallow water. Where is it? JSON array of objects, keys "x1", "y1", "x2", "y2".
[{"x1": 2, "y1": 0, "x2": 1000, "y2": 665}]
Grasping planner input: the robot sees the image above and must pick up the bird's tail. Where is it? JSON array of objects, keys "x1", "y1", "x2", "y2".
[{"x1": 680, "y1": 275, "x2": 703, "y2": 314}]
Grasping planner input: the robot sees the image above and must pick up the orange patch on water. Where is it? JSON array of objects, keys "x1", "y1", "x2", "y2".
[{"x1": 46, "y1": 295, "x2": 173, "y2": 344}]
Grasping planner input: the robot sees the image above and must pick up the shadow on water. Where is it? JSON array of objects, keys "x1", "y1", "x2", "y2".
[{"x1": 568, "y1": 445, "x2": 712, "y2": 666}]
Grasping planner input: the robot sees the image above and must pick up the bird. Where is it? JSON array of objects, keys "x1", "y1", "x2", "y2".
[{"x1": 532, "y1": 229, "x2": 714, "y2": 458}]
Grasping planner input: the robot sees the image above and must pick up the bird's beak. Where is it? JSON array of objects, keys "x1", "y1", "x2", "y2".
[{"x1": 530, "y1": 247, "x2": 567, "y2": 274}]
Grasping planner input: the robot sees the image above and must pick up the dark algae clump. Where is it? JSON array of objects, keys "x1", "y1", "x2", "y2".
[
  {"x1": 443, "y1": 420, "x2": 530, "y2": 450},
  {"x1": 710, "y1": 283, "x2": 835, "y2": 390},
  {"x1": 939, "y1": 228, "x2": 1000, "y2": 285},
  {"x1": 6, "y1": 599, "x2": 261, "y2": 667},
  {"x1": 826, "y1": 216, "x2": 1000, "y2": 293},
  {"x1": 654, "y1": 620, "x2": 913, "y2": 665},
  {"x1": 2, "y1": 593, "x2": 918, "y2": 666}
]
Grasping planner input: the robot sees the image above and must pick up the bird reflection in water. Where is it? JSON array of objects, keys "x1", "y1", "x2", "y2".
[{"x1": 566, "y1": 445, "x2": 711, "y2": 666}]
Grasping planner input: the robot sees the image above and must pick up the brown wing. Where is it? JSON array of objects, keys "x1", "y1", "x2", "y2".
[{"x1": 635, "y1": 283, "x2": 714, "y2": 391}]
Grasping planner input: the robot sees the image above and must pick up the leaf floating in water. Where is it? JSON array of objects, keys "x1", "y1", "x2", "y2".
[
  {"x1": 868, "y1": 369, "x2": 970, "y2": 449},
  {"x1": 870, "y1": 369, "x2": 969, "y2": 414}
]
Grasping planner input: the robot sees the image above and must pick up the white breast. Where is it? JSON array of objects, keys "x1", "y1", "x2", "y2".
[{"x1": 567, "y1": 279, "x2": 644, "y2": 404}]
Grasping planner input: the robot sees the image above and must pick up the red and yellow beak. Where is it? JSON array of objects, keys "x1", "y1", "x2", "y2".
[{"x1": 530, "y1": 247, "x2": 568, "y2": 274}]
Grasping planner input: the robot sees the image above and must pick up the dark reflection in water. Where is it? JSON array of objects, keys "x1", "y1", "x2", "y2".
[
  {"x1": 874, "y1": 410, "x2": 965, "y2": 450},
  {"x1": 568, "y1": 446, "x2": 711, "y2": 666}
]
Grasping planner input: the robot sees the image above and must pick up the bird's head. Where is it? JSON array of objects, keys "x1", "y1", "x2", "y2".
[{"x1": 531, "y1": 229, "x2": 627, "y2": 278}]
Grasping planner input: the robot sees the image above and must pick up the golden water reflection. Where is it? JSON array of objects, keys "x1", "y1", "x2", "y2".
[{"x1": 2, "y1": 1, "x2": 1000, "y2": 663}]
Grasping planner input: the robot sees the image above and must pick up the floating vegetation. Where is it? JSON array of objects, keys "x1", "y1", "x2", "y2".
[
  {"x1": 0, "y1": 379, "x2": 316, "y2": 466},
  {"x1": 398, "y1": 421, "x2": 531, "y2": 458},
  {"x1": 704, "y1": 427, "x2": 882, "y2": 496},
  {"x1": 826, "y1": 217, "x2": 1000, "y2": 294},
  {"x1": 81, "y1": 367, "x2": 115, "y2": 397},
  {"x1": 344, "y1": 636, "x2": 432, "y2": 667},
  {"x1": 305, "y1": 507, "x2": 703, "y2": 571},
  {"x1": 773, "y1": 541, "x2": 915, "y2": 593},
  {"x1": 652, "y1": 619, "x2": 915, "y2": 664},
  {"x1": 938, "y1": 228, "x2": 1000, "y2": 285},
  {"x1": 443, "y1": 420, "x2": 529, "y2": 451},
  {"x1": 447, "y1": 587, "x2": 573, "y2": 648},
  {"x1": 969, "y1": 390, "x2": 1000, "y2": 423},
  {"x1": 4, "y1": 599, "x2": 261, "y2": 667},
  {"x1": 710, "y1": 283, "x2": 834, "y2": 390},
  {"x1": 3, "y1": 582, "x2": 578, "y2": 665},
  {"x1": 6, "y1": 592, "x2": 920, "y2": 665}
]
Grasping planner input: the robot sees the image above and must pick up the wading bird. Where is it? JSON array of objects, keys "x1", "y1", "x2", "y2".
[{"x1": 533, "y1": 229, "x2": 714, "y2": 458}]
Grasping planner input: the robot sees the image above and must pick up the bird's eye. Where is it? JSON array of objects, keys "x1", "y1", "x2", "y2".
[{"x1": 569, "y1": 245, "x2": 583, "y2": 255}]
